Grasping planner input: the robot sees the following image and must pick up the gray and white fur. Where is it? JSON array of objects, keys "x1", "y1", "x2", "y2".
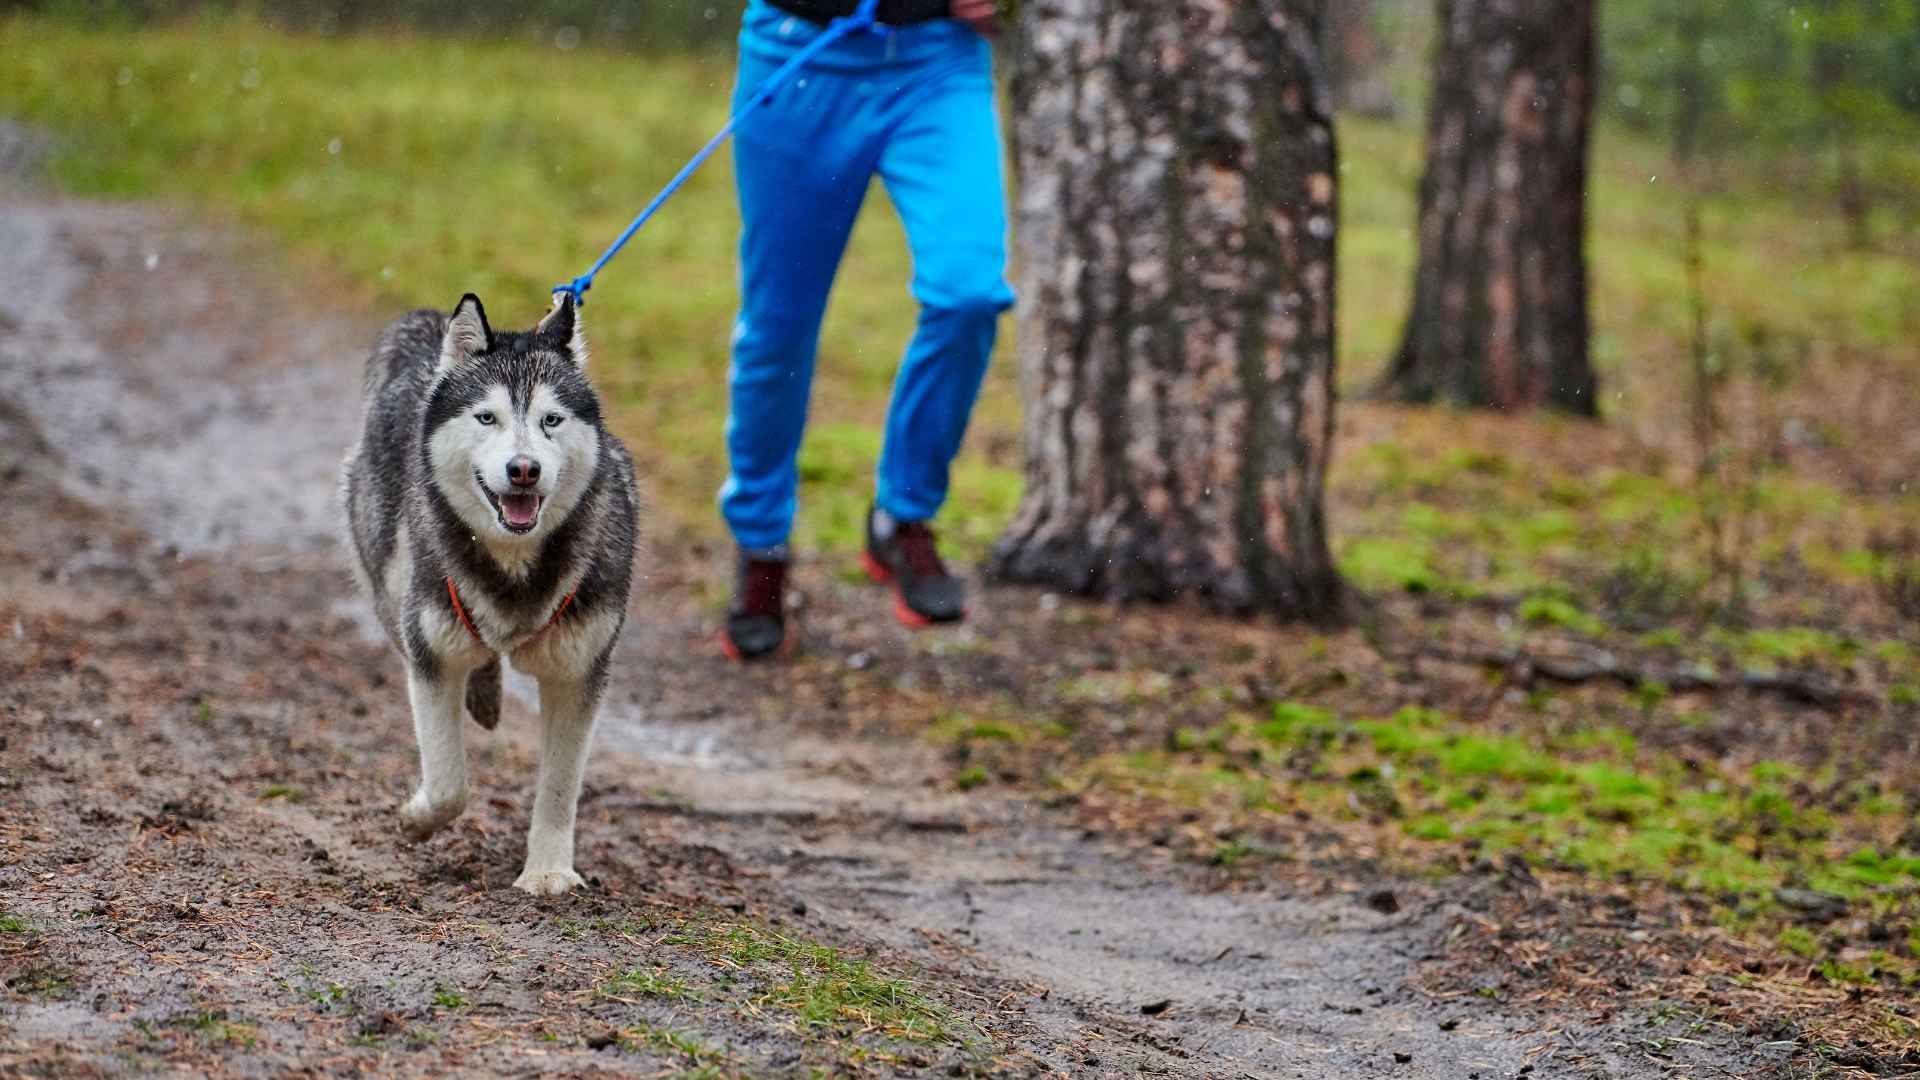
[{"x1": 341, "y1": 293, "x2": 638, "y2": 896}]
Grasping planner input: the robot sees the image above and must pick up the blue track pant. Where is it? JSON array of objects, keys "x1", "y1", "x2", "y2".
[{"x1": 719, "y1": 3, "x2": 1016, "y2": 551}]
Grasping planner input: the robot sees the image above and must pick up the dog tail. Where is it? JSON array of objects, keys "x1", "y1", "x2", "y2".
[{"x1": 466, "y1": 658, "x2": 503, "y2": 731}]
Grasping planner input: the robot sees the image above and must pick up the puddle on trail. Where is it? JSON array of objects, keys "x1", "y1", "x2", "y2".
[{"x1": 504, "y1": 666, "x2": 759, "y2": 771}]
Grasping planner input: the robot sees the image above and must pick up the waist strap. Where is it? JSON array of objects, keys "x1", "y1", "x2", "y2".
[{"x1": 765, "y1": 0, "x2": 951, "y2": 25}]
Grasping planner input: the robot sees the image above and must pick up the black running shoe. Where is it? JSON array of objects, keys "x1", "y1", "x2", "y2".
[
  {"x1": 861, "y1": 506, "x2": 965, "y2": 627},
  {"x1": 723, "y1": 552, "x2": 789, "y2": 661}
]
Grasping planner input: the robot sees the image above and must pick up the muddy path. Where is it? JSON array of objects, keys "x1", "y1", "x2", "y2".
[{"x1": 0, "y1": 187, "x2": 1729, "y2": 1077}]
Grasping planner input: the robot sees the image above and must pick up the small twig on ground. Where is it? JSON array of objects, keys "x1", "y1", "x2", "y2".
[{"x1": 1416, "y1": 644, "x2": 1875, "y2": 711}]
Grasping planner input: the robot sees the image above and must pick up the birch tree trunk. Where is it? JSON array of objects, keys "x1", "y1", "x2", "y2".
[
  {"x1": 988, "y1": 0, "x2": 1343, "y2": 619},
  {"x1": 1379, "y1": 0, "x2": 1598, "y2": 414}
]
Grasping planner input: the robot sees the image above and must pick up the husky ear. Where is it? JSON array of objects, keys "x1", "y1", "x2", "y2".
[
  {"x1": 535, "y1": 292, "x2": 589, "y2": 368},
  {"x1": 438, "y1": 294, "x2": 493, "y2": 373}
]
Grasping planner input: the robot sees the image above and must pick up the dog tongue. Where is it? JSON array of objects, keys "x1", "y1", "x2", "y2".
[{"x1": 501, "y1": 493, "x2": 540, "y2": 527}]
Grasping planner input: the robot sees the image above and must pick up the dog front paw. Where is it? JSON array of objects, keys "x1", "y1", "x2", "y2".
[
  {"x1": 399, "y1": 790, "x2": 465, "y2": 841},
  {"x1": 513, "y1": 867, "x2": 587, "y2": 897}
]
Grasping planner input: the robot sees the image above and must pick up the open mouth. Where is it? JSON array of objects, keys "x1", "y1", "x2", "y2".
[{"x1": 475, "y1": 470, "x2": 544, "y2": 534}]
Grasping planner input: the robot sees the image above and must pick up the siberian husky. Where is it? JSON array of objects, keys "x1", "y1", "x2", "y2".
[{"x1": 342, "y1": 293, "x2": 638, "y2": 896}]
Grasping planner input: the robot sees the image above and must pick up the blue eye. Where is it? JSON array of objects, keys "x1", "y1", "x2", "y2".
[
  {"x1": 543, "y1": 413, "x2": 565, "y2": 429},
  {"x1": 475, "y1": 411, "x2": 496, "y2": 425}
]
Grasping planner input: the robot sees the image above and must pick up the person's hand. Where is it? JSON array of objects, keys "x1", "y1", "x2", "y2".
[{"x1": 953, "y1": 0, "x2": 1000, "y2": 37}]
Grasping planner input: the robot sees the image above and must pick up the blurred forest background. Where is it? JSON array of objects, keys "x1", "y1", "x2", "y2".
[
  {"x1": 4, "y1": 0, "x2": 1913, "y2": 550},
  {"x1": 3, "y1": 0, "x2": 1920, "y2": 1066}
]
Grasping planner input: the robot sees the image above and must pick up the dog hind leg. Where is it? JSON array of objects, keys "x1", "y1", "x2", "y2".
[
  {"x1": 465, "y1": 658, "x2": 502, "y2": 730},
  {"x1": 513, "y1": 674, "x2": 600, "y2": 896},
  {"x1": 399, "y1": 665, "x2": 470, "y2": 841}
]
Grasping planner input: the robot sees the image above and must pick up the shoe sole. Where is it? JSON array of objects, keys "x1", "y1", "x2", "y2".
[
  {"x1": 862, "y1": 550, "x2": 962, "y2": 630},
  {"x1": 719, "y1": 626, "x2": 792, "y2": 663}
]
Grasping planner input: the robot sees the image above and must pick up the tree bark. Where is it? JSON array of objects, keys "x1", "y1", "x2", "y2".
[
  {"x1": 1379, "y1": 0, "x2": 1597, "y2": 414},
  {"x1": 989, "y1": 0, "x2": 1343, "y2": 619}
]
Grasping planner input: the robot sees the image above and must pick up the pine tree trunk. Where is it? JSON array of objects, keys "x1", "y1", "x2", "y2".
[
  {"x1": 988, "y1": 0, "x2": 1343, "y2": 619},
  {"x1": 1379, "y1": 0, "x2": 1597, "y2": 414}
]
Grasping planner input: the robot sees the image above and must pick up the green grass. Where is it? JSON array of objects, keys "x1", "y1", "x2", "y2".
[
  {"x1": 661, "y1": 922, "x2": 953, "y2": 1044},
  {"x1": 620, "y1": 1021, "x2": 737, "y2": 1077},
  {"x1": 1336, "y1": 535, "x2": 1454, "y2": 596},
  {"x1": 1711, "y1": 626, "x2": 1860, "y2": 670},
  {"x1": 303, "y1": 981, "x2": 349, "y2": 1010},
  {"x1": 5, "y1": 965, "x2": 74, "y2": 999},
  {"x1": 172, "y1": 1009, "x2": 258, "y2": 1046},
  {"x1": 578, "y1": 917, "x2": 972, "y2": 1073},
  {"x1": 0, "y1": 914, "x2": 34, "y2": 934},
  {"x1": 926, "y1": 710, "x2": 1066, "y2": 746},
  {"x1": 1099, "y1": 699, "x2": 1920, "y2": 909},
  {"x1": 600, "y1": 967, "x2": 696, "y2": 1001},
  {"x1": 1518, "y1": 592, "x2": 1608, "y2": 637},
  {"x1": 1779, "y1": 926, "x2": 1821, "y2": 959},
  {"x1": 1333, "y1": 427, "x2": 1920, "y2": 639}
]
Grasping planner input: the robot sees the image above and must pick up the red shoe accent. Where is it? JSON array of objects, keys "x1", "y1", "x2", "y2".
[
  {"x1": 893, "y1": 591, "x2": 934, "y2": 629},
  {"x1": 868, "y1": 541, "x2": 965, "y2": 629},
  {"x1": 719, "y1": 631, "x2": 744, "y2": 663}
]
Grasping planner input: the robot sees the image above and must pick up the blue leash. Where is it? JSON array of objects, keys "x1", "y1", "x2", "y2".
[{"x1": 553, "y1": 0, "x2": 888, "y2": 306}]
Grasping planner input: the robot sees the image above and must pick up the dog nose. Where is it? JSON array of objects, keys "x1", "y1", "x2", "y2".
[{"x1": 507, "y1": 456, "x2": 540, "y2": 488}]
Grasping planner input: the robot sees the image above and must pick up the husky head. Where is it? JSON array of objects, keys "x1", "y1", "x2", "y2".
[{"x1": 424, "y1": 293, "x2": 602, "y2": 546}]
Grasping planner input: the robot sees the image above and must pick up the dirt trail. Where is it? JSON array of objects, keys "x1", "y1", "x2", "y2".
[{"x1": 0, "y1": 188, "x2": 1696, "y2": 1077}]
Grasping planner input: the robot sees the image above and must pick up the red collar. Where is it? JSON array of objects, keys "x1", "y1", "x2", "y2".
[{"x1": 445, "y1": 576, "x2": 577, "y2": 648}]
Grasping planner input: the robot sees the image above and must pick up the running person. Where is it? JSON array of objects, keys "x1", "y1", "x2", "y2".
[{"x1": 719, "y1": 0, "x2": 1013, "y2": 660}]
